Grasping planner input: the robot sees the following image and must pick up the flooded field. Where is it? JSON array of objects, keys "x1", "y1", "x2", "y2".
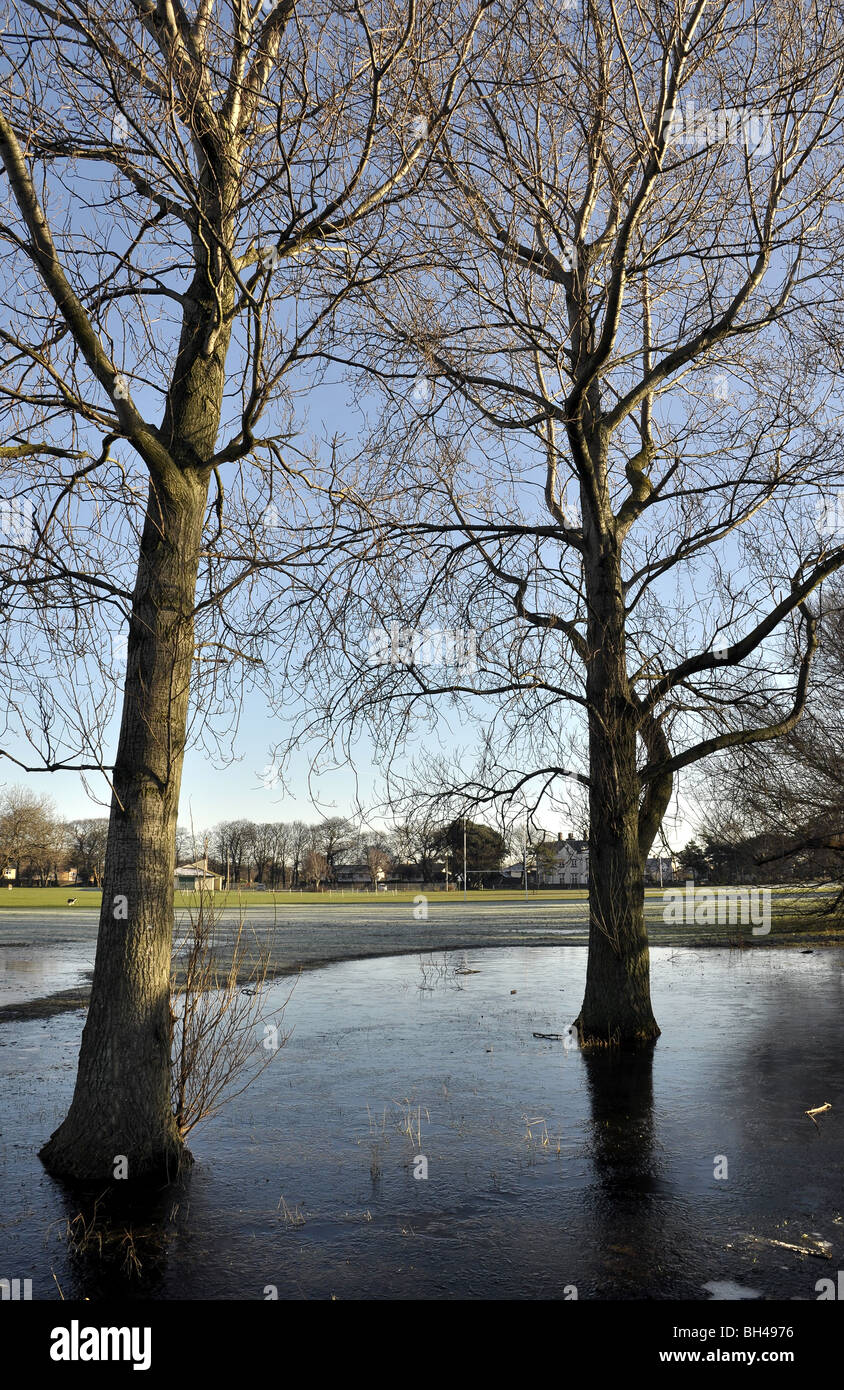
[
  {"x1": 0, "y1": 889, "x2": 837, "y2": 1023},
  {"x1": 0, "y1": 940, "x2": 841, "y2": 1300}
]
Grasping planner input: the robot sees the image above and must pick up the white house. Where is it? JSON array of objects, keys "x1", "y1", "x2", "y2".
[
  {"x1": 508, "y1": 834, "x2": 678, "y2": 888},
  {"x1": 504, "y1": 833, "x2": 589, "y2": 886},
  {"x1": 543, "y1": 834, "x2": 590, "y2": 886}
]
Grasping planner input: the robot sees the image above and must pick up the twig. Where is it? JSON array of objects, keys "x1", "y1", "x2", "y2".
[
  {"x1": 745, "y1": 1235, "x2": 832, "y2": 1260},
  {"x1": 805, "y1": 1101, "x2": 832, "y2": 1130}
]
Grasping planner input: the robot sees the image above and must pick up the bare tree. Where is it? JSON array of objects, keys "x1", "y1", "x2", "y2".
[
  {"x1": 175, "y1": 824, "x2": 200, "y2": 865},
  {"x1": 0, "y1": 0, "x2": 495, "y2": 1178},
  {"x1": 239, "y1": 818, "x2": 295, "y2": 885},
  {"x1": 388, "y1": 805, "x2": 445, "y2": 880},
  {"x1": 212, "y1": 820, "x2": 251, "y2": 884},
  {"x1": 170, "y1": 892, "x2": 292, "y2": 1140},
  {"x1": 266, "y1": 820, "x2": 291, "y2": 888},
  {"x1": 0, "y1": 785, "x2": 58, "y2": 881},
  {"x1": 311, "y1": 815, "x2": 353, "y2": 878},
  {"x1": 301, "y1": 845, "x2": 328, "y2": 889},
  {"x1": 27, "y1": 814, "x2": 67, "y2": 887},
  {"x1": 364, "y1": 838, "x2": 392, "y2": 887},
  {"x1": 390, "y1": 820, "x2": 416, "y2": 865},
  {"x1": 246, "y1": 820, "x2": 274, "y2": 885},
  {"x1": 288, "y1": 819, "x2": 310, "y2": 887},
  {"x1": 64, "y1": 818, "x2": 110, "y2": 886},
  {"x1": 286, "y1": 0, "x2": 844, "y2": 1044}
]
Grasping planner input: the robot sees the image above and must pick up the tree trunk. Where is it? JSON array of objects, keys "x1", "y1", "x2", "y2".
[
  {"x1": 40, "y1": 468, "x2": 209, "y2": 1180},
  {"x1": 38, "y1": 141, "x2": 235, "y2": 1178},
  {"x1": 575, "y1": 543, "x2": 660, "y2": 1048}
]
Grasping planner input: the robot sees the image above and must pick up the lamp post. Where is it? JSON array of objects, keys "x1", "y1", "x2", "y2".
[{"x1": 463, "y1": 816, "x2": 467, "y2": 902}]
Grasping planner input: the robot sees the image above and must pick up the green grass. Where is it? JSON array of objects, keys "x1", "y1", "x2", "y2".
[
  {"x1": 0, "y1": 885, "x2": 593, "y2": 909},
  {"x1": 196, "y1": 886, "x2": 594, "y2": 905},
  {"x1": 0, "y1": 886, "x2": 104, "y2": 908},
  {"x1": 0, "y1": 882, "x2": 838, "y2": 919}
]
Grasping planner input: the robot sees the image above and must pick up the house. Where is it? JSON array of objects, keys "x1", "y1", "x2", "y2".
[
  {"x1": 333, "y1": 863, "x2": 375, "y2": 886},
  {"x1": 538, "y1": 833, "x2": 590, "y2": 887},
  {"x1": 521, "y1": 834, "x2": 679, "y2": 887},
  {"x1": 385, "y1": 862, "x2": 426, "y2": 889},
  {"x1": 387, "y1": 860, "x2": 447, "y2": 889},
  {"x1": 174, "y1": 861, "x2": 223, "y2": 891},
  {"x1": 502, "y1": 834, "x2": 588, "y2": 886}
]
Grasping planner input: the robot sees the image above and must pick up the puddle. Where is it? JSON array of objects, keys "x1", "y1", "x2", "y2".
[
  {"x1": 0, "y1": 946, "x2": 841, "y2": 1300},
  {"x1": 0, "y1": 944, "x2": 95, "y2": 1008}
]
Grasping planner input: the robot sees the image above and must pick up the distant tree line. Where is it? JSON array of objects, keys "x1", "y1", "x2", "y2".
[
  {"x1": 0, "y1": 787, "x2": 109, "y2": 887},
  {"x1": 13, "y1": 775, "x2": 841, "y2": 895},
  {"x1": 202, "y1": 816, "x2": 509, "y2": 889},
  {"x1": 0, "y1": 794, "x2": 511, "y2": 890}
]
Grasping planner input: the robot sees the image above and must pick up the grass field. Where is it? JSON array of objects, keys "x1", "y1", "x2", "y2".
[
  {"x1": 0, "y1": 882, "x2": 837, "y2": 927},
  {"x1": 1, "y1": 885, "x2": 595, "y2": 909}
]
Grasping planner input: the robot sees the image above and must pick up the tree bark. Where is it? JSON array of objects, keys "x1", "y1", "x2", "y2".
[
  {"x1": 575, "y1": 541, "x2": 661, "y2": 1048},
  {"x1": 40, "y1": 467, "x2": 210, "y2": 1180}
]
